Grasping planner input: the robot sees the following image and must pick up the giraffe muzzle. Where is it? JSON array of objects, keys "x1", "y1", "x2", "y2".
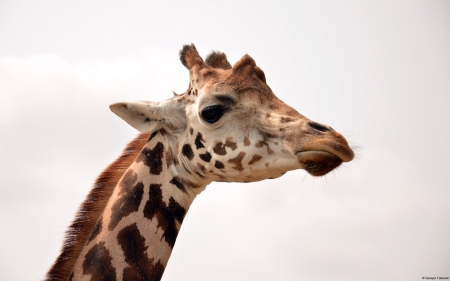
[{"x1": 295, "y1": 150, "x2": 343, "y2": 176}]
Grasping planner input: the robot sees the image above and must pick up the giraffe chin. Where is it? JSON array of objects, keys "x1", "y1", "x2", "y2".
[{"x1": 296, "y1": 151, "x2": 343, "y2": 177}]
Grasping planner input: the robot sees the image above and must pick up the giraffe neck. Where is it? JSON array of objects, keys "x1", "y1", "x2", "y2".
[{"x1": 70, "y1": 131, "x2": 206, "y2": 281}]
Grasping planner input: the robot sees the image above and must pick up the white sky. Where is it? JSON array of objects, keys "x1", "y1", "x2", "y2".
[{"x1": 0, "y1": 0, "x2": 449, "y2": 280}]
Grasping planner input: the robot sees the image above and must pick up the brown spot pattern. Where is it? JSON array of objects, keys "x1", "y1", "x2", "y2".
[
  {"x1": 199, "y1": 152, "x2": 212, "y2": 162},
  {"x1": 255, "y1": 140, "x2": 274, "y2": 154},
  {"x1": 197, "y1": 163, "x2": 207, "y2": 174},
  {"x1": 248, "y1": 154, "x2": 262, "y2": 165},
  {"x1": 170, "y1": 176, "x2": 187, "y2": 193},
  {"x1": 228, "y1": 152, "x2": 246, "y2": 171},
  {"x1": 82, "y1": 242, "x2": 117, "y2": 281},
  {"x1": 213, "y1": 142, "x2": 227, "y2": 155},
  {"x1": 182, "y1": 144, "x2": 194, "y2": 160},
  {"x1": 45, "y1": 132, "x2": 151, "y2": 281},
  {"x1": 195, "y1": 133, "x2": 205, "y2": 149},
  {"x1": 244, "y1": 137, "x2": 251, "y2": 146},
  {"x1": 137, "y1": 142, "x2": 164, "y2": 175},
  {"x1": 225, "y1": 137, "x2": 237, "y2": 150},
  {"x1": 117, "y1": 223, "x2": 165, "y2": 281},
  {"x1": 214, "y1": 160, "x2": 224, "y2": 169},
  {"x1": 143, "y1": 184, "x2": 186, "y2": 248},
  {"x1": 213, "y1": 138, "x2": 237, "y2": 155},
  {"x1": 108, "y1": 170, "x2": 144, "y2": 231}
]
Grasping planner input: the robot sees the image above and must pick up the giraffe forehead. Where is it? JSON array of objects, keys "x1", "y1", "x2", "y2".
[{"x1": 188, "y1": 65, "x2": 274, "y2": 103}]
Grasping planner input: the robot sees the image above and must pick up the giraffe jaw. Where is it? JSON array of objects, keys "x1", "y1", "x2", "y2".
[{"x1": 295, "y1": 151, "x2": 343, "y2": 177}]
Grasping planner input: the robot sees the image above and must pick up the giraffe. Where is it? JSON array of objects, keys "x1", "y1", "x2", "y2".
[{"x1": 45, "y1": 44, "x2": 354, "y2": 281}]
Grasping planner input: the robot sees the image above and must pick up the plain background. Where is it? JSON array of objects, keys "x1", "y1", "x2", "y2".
[{"x1": 0, "y1": 0, "x2": 449, "y2": 280}]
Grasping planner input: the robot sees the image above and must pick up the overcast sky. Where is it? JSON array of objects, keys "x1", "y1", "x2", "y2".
[{"x1": 1, "y1": 0, "x2": 449, "y2": 280}]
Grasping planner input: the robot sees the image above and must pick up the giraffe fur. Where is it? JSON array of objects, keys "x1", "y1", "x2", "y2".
[{"x1": 46, "y1": 44, "x2": 354, "y2": 281}]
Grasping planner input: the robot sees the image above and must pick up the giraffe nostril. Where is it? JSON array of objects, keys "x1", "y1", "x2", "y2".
[{"x1": 308, "y1": 121, "x2": 330, "y2": 132}]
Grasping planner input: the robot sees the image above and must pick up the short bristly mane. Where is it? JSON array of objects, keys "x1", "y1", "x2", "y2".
[{"x1": 45, "y1": 133, "x2": 150, "y2": 281}]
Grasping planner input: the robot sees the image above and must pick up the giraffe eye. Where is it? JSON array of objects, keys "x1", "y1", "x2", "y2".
[{"x1": 201, "y1": 105, "x2": 225, "y2": 123}]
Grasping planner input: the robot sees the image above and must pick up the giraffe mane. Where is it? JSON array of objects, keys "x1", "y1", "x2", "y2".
[{"x1": 45, "y1": 133, "x2": 150, "y2": 281}]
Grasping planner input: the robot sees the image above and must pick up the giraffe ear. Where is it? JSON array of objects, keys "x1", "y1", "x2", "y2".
[
  {"x1": 179, "y1": 44, "x2": 205, "y2": 70},
  {"x1": 110, "y1": 101, "x2": 186, "y2": 133}
]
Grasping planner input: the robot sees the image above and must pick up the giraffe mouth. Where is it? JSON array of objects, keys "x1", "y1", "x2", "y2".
[{"x1": 295, "y1": 151, "x2": 343, "y2": 176}]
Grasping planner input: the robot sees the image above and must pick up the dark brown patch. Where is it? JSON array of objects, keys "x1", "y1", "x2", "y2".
[
  {"x1": 117, "y1": 224, "x2": 165, "y2": 281},
  {"x1": 108, "y1": 170, "x2": 144, "y2": 231},
  {"x1": 143, "y1": 184, "x2": 186, "y2": 248},
  {"x1": 255, "y1": 140, "x2": 267, "y2": 148},
  {"x1": 170, "y1": 176, "x2": 187, "y2": 193},
  {"x1": 248, "y1": 154, "x2": 262, "y2": 165},
  {"x1": 255, "y1": 140, "x2": 274, "y2": 154},
  {"x1": 199, "y1": 152, "x2": 212, "y2": 162},
  {"x1": 213, "y1": 142, "x2": 227, "y2": 155},
  {"x1": 228, "y1": 152, "x2": 246, "y2": 171},
  {"x1": 197, "y1": 163, "x2": 207, "y2": 174},
  {"x1": 182, "y1": 144, "x2": 194, "y2": 160},
  {"x1": 266, "y1": 113, "x2": 271, "y2": 119},
  {"x1": 225, "y1": 137, "x2": 237, "y2": 150},
  {"x1": 137, "y1": 142, "x2": 164, "y2": 175},
  {"x1": 82, "y1": 242, "x2": 116, "y2": 281},
  {"x1": 189, "y1": 128, "x2": 193, "y2": 135},
  {"x1": 195, "y1": 133, "x2": 205, "y2": 149},
  {"x1": 214, "y1": 160, "x2": 225, "y2": 169},
  {"x1": 69, "y1": 272, "x2": 74, "y2": 281},
  {"x1": 45, "y1": 133, "x2": 150, "y2": 281},
  {"x1": 213, "y1": 137, "x2": 237, "y2": 155},
  {"x1": 244, "y1": 137, "x2": 251, "y2": 146},
  {"x1": 148, "y1": 131, "x2": 158, "y2": 142},
  {"x1": 88, "y1": 217, "x2": 102, "y2": 243}
]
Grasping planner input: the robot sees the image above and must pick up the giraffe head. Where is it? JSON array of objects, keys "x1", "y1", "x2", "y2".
[{"x1": 110, "y1": 44, "x2": 354, "y2": 187}]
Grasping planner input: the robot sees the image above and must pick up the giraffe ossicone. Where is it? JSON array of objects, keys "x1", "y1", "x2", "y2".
[{"x1": 46, "y1": 44, "x2": 354, "y2": 281}]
